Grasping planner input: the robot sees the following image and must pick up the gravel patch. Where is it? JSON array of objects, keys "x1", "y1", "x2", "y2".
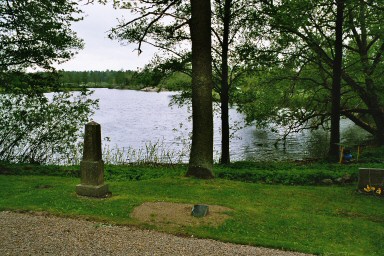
[{"x1": 0, "y1": 211, "x2": 312, "y2": 256}]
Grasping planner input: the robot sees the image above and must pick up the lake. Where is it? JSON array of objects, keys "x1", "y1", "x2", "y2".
[{"x1": 89, "y1": 88, "x2": 372, "y2": 163}]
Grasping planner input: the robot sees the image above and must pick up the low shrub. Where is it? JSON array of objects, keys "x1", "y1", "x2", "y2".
[
  {"x1": 3, "y1": 160, "x2": 381, "y2": 185},
  {"x1": 214, "y1": 161, "x2": 373, "y2": 185}
]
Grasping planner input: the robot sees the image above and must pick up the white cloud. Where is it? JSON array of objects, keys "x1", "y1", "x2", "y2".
[{"x1": 55, "y1": 2, "x2": 157, "y2": 71}]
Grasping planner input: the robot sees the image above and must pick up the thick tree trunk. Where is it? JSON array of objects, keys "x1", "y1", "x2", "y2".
[
  {"x1": 186, "y1": 0, "x2": 214, "y2": 178},
  {"x1": 342, "y1": 80, "x2": 384, "y2": 145},
  {"x1": 365, "y1": 92, "x2": 384, "y2": 145},
  {"x1": 220, "y1": 0, "x2": 231, "y2": 165},
  {"x1": 328, "y1": 0, "x2": 344, "y2": 161},
  {"x1": 373, "y1": 115, "x2": 384, "y2": 145}
]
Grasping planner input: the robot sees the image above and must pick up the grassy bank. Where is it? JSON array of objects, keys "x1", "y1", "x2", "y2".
[
  {"x1": 2, "y1": 161, "x2": 383, "y2": 184},
  {"x1": 0, "y1": 162, "x2": 383, "y2": 255}
]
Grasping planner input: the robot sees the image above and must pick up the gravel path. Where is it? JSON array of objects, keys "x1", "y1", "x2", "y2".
[{"x1": 0, "y1": 211, "x2": 312, "y2": 256}]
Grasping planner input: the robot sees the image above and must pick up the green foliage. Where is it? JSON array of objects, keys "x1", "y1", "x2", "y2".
[
  {"x1": 108, "y1": 0, "x2": 189, "y2": 55},
  {"x1": 1, "y1": 0, "x2": 83, "y2": 96},
  {"x1": 159, "y1": 72, "x2": 191, "y2": 91},
  {"x1": 0, "y1": 0, "x2": 96, "y2": 165},
  {"x1": 358, "y1": 146, "x2": 384, "y2": 163},
  {"x1": 0, "y1": 0, "x2": 83, "y2": 72},
  {"x1": 236, "y1": 65, "x2": 335, "y2": 133},
  {"x1": 0, "y1": 91, "x2": 98, "y2": 164},
  {"x1": 236, "y1": 0, "x2": 384, "y2": 144},
  {"x1": 131, "y1": 67, "x2": 165, "y2": 88},
  {"x1": 55, "y1": 69, "x2": 188, "y2": 91},
  {"x1": 58, "y1": 70, "x2": 140, "y2": 89},
  {"x1": 0, "y1": 71, "x2": 64, "y2": 94},
  {"x1": 216, "y1": 155, "x2": 384, "y2": 184},
  {"x1": 215, "y1": 162, "x2": 360, "y2": 185}
]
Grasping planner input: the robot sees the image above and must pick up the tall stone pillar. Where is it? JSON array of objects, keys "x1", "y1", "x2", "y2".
[{"x1": 76, "y1": 121, "x2": 110, "y2": 197}]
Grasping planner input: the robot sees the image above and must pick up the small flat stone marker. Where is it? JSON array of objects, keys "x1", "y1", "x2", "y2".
[
  {"x1": 76, "y1": 121, "x2": 110, "y2": 198},
  {"x1": 191, "y1": 204, "x2": 209, "y2": 217}
]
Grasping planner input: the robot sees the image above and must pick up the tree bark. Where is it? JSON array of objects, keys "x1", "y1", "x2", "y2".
[
  {"x1": 364, "y1": 86, "x2": 384, "y2": 145},
  {"x1": 186, "y1": 0, "x2": 214, "y2": 178},
  {"x1": 219, "y1": 0, "x2": 231, "y2": 165},
  {"x1": 328, "y1": 0, "x2": 344, "y2": 161}
]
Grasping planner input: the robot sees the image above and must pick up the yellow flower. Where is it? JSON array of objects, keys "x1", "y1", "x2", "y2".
[
  {"x1": 364, "y1": 185, "x2": 371, "y2": 192},
  {"x1": 376, "y1": 188, "x2": 382, "y2": 195},
  {"x1": 371, "y1": 186, "x2": 376, "y2": 191}
]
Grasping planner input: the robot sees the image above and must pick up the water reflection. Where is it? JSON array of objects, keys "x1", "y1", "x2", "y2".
[
  {"x1": 90, "y1": 89, "x2": 372, "y2": 162},
  {"x1": 240, "y1": 120, "x2": 372, "y2": 161}
]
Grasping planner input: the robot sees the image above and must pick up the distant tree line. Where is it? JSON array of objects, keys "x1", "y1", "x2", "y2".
[{"x1": 56, "y1": 69, "x2": 191, "y2": 91}]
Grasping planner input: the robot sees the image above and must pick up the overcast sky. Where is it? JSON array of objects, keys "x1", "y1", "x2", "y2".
[{"x1": 55, "y1": 2, "x2": 156, "y2": 71}]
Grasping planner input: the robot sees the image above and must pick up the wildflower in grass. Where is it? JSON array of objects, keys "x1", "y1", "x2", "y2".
[
  {"x1": 364, "y1": 185, "x2": 372, "y2": 192},
  {"x1": 376, "y1": 188, "x2": 382, "y2": 195}
]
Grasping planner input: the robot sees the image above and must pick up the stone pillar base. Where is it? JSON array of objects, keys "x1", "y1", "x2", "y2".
[{"x1": 76, "y1": 184, "x2": 111, "y2": 198}]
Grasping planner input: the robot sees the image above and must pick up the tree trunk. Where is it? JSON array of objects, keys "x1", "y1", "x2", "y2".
[
  {"x1": 220, "y1": 0, "x2": 231, "y2": 165},
  {"x1": 372, "y1": 113, "x2": 384, "y2": 145},
  {"x1": 365, "y1": 89, "x2": 384, "y2": 145},
  {"x1": 328, "y1": 0, "x2": 344, "y2": 161},
  {"x1": 186, "y1": 0, "x2": 214, "y2": 178}
]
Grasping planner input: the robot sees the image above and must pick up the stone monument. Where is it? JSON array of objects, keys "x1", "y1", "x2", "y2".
[{"x1": 76, "y1": 121, "x2": 110, "y2": 197}]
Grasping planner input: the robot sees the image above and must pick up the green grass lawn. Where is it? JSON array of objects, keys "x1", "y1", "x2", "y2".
[{"x1": 0, "y1": 167, "x2": 383, "y2": 255}]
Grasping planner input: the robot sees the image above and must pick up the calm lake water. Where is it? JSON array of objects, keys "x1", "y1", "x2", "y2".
[{"x1": 89, "y1": 88, "x2": 372, "y2": 162}]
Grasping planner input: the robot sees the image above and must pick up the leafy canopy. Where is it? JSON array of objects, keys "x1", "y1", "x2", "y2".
[
  {"x1": 0, "y1": 0, "x2": 83, "y2": 72},
  {"x1": 0, "y1": 0, "x2": 97, "y2": 164}
]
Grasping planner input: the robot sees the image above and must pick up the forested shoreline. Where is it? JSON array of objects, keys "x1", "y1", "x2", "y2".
[{"x1": 55, "y1": 69, "x2": 191, "y2": 91}]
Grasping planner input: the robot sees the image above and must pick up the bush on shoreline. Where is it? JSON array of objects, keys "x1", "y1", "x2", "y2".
[{"x1": 2, "y1": 160, "x2": 383, "y2": 186}]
